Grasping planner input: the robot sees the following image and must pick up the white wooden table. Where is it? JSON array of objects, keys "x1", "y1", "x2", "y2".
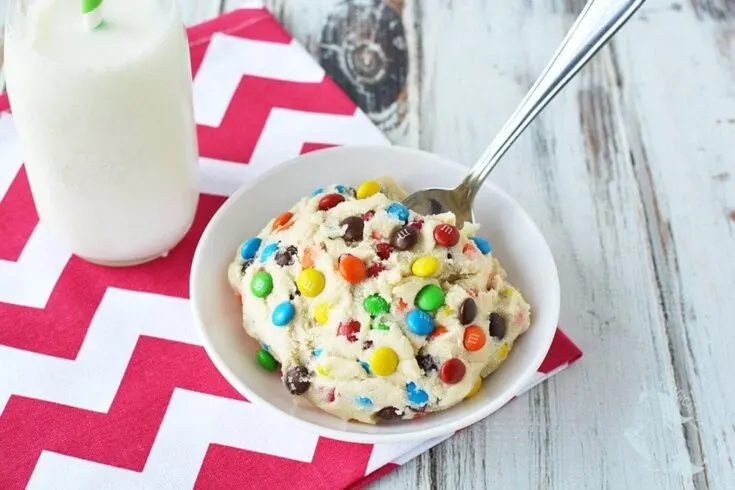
[{"x1": 3, "y1": 0, "x2": 734, "y2": 488}]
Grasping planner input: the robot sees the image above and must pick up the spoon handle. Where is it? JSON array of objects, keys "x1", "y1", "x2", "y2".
[{"x1": 458, "y1": 0, "x2": 645, "y2": 201}]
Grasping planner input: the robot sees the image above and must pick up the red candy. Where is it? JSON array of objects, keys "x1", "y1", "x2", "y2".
[
  {"x1": 361, "y1": 210, "x2": 375, "y2": 221},
  {"x1": 439, "y1": 358, "x2": 466, "y2": 384},
  {"x1": 318, "y1": 193, "x2": 345, "y2": 211},
  {"x1": 367, "y1": 263, "x2": 385, "y2": 278},
  {"x1": 376, "y1": 242, "x2": 393, "y2": 260},
  {"x1": 337, "y1": 320, "x2": 361, "y2": 342},
  {"x1": 433, "y1": 224, "x2": 460, "y2": 247}
]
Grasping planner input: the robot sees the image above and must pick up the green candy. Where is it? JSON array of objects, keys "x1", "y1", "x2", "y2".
[
  {"x1": 364, "y1": 294, "x2": 390, "y2": 317},
  {"x1": 256, "y1": 348, "x2": 278, "y2": 372},
  {"x1": 415, "y1": 284, "x2": 445, "y2": 312},
  {"x1": 251, "y1": 271, "x2": 273, "y2": 298}
]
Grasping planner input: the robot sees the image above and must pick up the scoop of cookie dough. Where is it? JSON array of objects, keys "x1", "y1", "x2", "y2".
[{"x1": 228, "y1": 179, "x2": 531, "y2": 424}]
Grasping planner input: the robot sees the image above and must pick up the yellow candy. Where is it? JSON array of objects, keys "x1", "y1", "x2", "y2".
[
  {"x1": 411, "y1": 256, "x2": 440, "y2": 277},
  {"x1": 313, "y1": 302, "x2": 330, "y2": 325},
  {"x1": 498, "y1": 343, "x2": 510, "y2": 361},
  {"x1": 466, "y1": 377, "x2": 482, "y2": 398},
  {"x1": 316, "y1": 363, "x2": 331, "y2": 377},
  {"x1": 356, "y1": 180, "x2": 381, "y2": 199},
  {"x1": 297, "y1": 269, "x2": 325, "y2": 297},
  {"x1": 500, "y1": 287, "x2": 515, "y2": 297},
  {"x1": 369, "y1": 347, "x2": 399, "y2": 376},
  {"x1": 440, "y1": 305, "x2": 454, "y2": 316}
]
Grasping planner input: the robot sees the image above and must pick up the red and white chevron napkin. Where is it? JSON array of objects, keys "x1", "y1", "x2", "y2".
[{"x1": 0, "y1": 8, "x2": 582, "y2": 489}]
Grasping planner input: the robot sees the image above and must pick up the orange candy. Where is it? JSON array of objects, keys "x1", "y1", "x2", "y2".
[
  {"x1": 463, "y1": 326, "x2": 486, "y2": 351},
  {"x1": 302, "y1": 247, "x2": 315, "y2": 269},
  {"x1": 428, "y1": 325, "x2": 448, "y2": 339},
  {"x1": 339, "y1": 254, "x2": 367, "y2": 284},
  {"x1": 396, "y1": 298, "x2": 408, "y2": 312},
  {"x1": 272, "y1": 212, "x2": 293, "y2": 230}
]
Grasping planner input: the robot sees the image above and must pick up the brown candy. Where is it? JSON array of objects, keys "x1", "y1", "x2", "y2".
[
  {"x1": 240, "y1": 259, "x2": 254, "y2": 276},
  {"x1": 459, "y1": 298, "x2": 477, "y2": 325},
  {"x1": 390, "y1": 225, "x2": 419, "y2": 251},
  {"x1": 489, "y1": 312, "x2": 507, "y2": 339},
  {"x1": 341, "y1": 216, "x2": 365, "y2": 242},
  {"x1": 377, "y1": 406, "x2": 403, "y2": 420},
  {"x1": 416, "y1": 354, "x2": 438, "y2": 373},
  {"x1": 284, "y1": 366, "x2": 311, "y2": 395}
]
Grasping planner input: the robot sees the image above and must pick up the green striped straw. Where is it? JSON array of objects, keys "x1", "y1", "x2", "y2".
[{"x1": 81, "y1": 0, "x2": 104, "y2": 29}]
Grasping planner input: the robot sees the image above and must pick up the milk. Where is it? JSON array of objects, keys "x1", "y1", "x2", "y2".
[{"x1": 3, "y1": 0, "x2": 199, "y2": 265}]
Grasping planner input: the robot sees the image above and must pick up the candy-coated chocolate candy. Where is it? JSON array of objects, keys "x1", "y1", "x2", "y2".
[
  {"x1": 371, "y1": 321, "x2": 390, "y2": 331},
  {"x1": 411, "y1": 256, "x2": 440, "y2": 277},
  {"x1": 285, "y1": 366, "x2": 311, "y2": 394},
  {"x1": 466, "y1": 377, "x2": 482, "y2": 398},
  {"x1": 240, "y1": 238, "x2": 262, "y2": 260},
  {"x1": 272, "y1": 211, "x2": 293, "y2": 230},
  {"x1": 337, "y1": 320, "x2": 361, "y2": 342},
  {"x1": 376, "y1": 242, "x2": 393, "y2": 260},
  {"x1": 256, "y1": 348, "x2": 278, "y2": 371},
  {"x1": 406, "y1": 309, "x2": 435, "y2": 335},
  {"x1": 339, "y1": 254, "x2": 367, "y2": 284},
  {"x1": 340, "y1": 216, "x2": 364, "y2": 242},
  {"x1": 440, "y1": 358, "x2": 466, "y2": 384},
  {"x1": 356, "y1": 180, "x2": 381, "y2": 199},
  {"x1": 377, "y1": 406, "x2": 403, "y2": 420},
  {"x1": 355, "y1": 396, "x2": 374, "y2": 408},
  {"x1": 410, "y1": 219, "x2": 424, "y2": 231},
  {"x1": 313, "y1": 302, "x2": 330, "y2": 325},
  {"x1": 297, "y1": 269, "x2": 325, "y2": 297},
  {"x1": 335, "y1": 184, "x2": 348, "y2": 194},
  {"x1": 489, "y1": 312, "x2": 507, "y2": 339},
  {"x1": 370, "y1": 347, "x2": 399, "y2": 376},
  {"x1": 406, "y1": 382, "x2": 429, "y2": 406},
  {"x1": 415, "y1": 284, "x2": 445, "y2": 312},
  {"x1": 272, "y1": 301, "x2": 295, "y2": 326},
  {"x1": 275, "y1": 245, "x2": 298, "y2": 267},
  {"x1": 361, "y1": 210, "x2": 375, "y2": 221},
  {"x1": 500, "y1": 287, "x2": 515, "y2": 297},
  {"x1": 433, "y1": 224, "x2": 460, "y2": 247},
  {"x1": 416, "y1": 354, "x2": 437, "y2": 373},
  {"x1": 362, "y1": 340, "x2": 374, "y2": 350},
  {"x1": 364, "y1": 294, "x2": 390, "y2": 316},
  {"x1": 260, "y1": 242, "x2": 279, "y2": 263},
  {"x1": 313, "y1": 347, "x2": 324, "y2": 357},
  {"x1": 316, "y1": 364, "x2": 331, "y2": 377},
  {"x1": 318, "y1": 193, "x2": 345, "y2": 211},
  {"x1": 390, "y1": 225, "x2": 419, "y2": 250},
  {"x1": 386, "y1": 202, "x2": 409, "y2": 222},
  {"x1": 312, "y1": 187, "x2": 324, "y2": 196},
  {"x1": 459, "y1": 298, "x2": 477, "y2": 325},
  {"x1": 428, "y1": 325, "x2": 448, "y2": 339},
  {"x1": 250, "y1": 271, "x2": 273, "y2": 298},
  {"x1": 471, "y1": 236, "x2": 492, "y2": 254},
  {"x1": 359, "y1": 360, "x2": 371, "y2": 374},
  {"x1": 463, "y1": 325, "x2": 486, "y2": 351}
]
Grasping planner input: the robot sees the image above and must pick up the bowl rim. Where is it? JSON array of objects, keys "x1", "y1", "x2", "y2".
[{"x1": 190, "y1": 145, "x2": 560, "y2": 443}]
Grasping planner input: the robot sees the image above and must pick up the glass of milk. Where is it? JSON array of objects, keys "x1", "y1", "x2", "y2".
[{"x1": 3, "y1": 0, "x2": 199, "y2": 266}]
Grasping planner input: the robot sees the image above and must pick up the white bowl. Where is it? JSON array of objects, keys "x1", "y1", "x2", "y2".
[{"x1": 190, "y1": 146, "x2": 559, "y2": 444}]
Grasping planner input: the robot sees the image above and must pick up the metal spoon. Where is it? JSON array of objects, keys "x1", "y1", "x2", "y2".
[{"x1": 402, "y1": 0, "x2": 646, "y2": 224}]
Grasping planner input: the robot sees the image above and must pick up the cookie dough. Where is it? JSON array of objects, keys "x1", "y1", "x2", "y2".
[{"x1": 228, "y1": 179, "x2": 531, "y2": 424}]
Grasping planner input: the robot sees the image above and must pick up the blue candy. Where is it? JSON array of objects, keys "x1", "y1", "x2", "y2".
[
  {"x1": 406, "y1": 382, "x2": 429, "y2": 406},
  {"x1": 471, "y1": 236, "x2": 492, "y2": 255},
  {"x1": 313, "y1": 347, "x2": 324, "y2": 357},
  {"x1": 263, "y1": 343, "x2": 271, "y2": 352},
  {"x1": 272, "y1": 301, "x2": 295, "y2": 326},
  {"x1": 260, "y1": 242, "x2": 279, "y2": 263},
  {"x1": 335, "y1": 185, "x2": 348, "y2": 194},
  {"x1": 406, "y1": 309, "x2": 435, "y2": 335},
  {"x1": 240, "y1": 238, "x2": 262, "y2": 260},
  {"x1": 312, "y1": 187, "x2": 324, "y2": 196},
  {"x1": 359, "y1": 360, "x2": 371, "y2": 374},
  {"x1": 355, "y1": 396, "x2": 373, "y2": 408},
  {"x1": 386, "y1": 202, "x2": 409, "y2": 222}
]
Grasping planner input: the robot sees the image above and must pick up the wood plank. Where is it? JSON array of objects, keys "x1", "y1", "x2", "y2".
[
  {"x1": 612, "y1": 0, "x2": 735, "y2": 487},
  {"x1": 375, "y1": 0, "x2": 700, "y2": 488},
  {"x1": 176, "y1": 0, "x2": 223, "y2": 26},
  {"x1": 225, "y1": 0, "x2": 419, "y2": 145}
]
